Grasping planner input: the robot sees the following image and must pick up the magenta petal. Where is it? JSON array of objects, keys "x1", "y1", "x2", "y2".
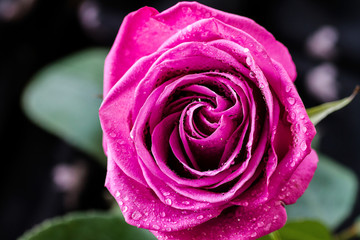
[
  {"x1": 154, "y1": 1, "x2": 296, "y2": 81},
  {"x1": 106, "y1": 155, "x2": 225, "y2": 231},
  {"x1": 152, "y1": 199, "x2": 287, "y2": 240},
  {"x1": 152, "y1": 113, "x2": 232, "y2": 187},
  {"x1": 103, "y1": 6, "x2": 177, "y2": 96},
  {"x1": 275, "y1": 150, "x2": 319, "y2": 204}
]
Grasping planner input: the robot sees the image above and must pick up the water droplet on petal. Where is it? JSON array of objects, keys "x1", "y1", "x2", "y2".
[
  {"x1": 273, "y1": 215, "x2": 279, "y2": 220},
  {"x1": 243, "y1": 48, "x2": 249, "y2": 53},
  {"x1": 264, "y1": 223, "x2": 272, "y2": 231},
  {"x1": 249, "y1": 71, "x2": 256, "y2": 78},
  {"x1": 160, "y1": 212, "x2": 166, "y2": 217},
  {"x1": 115, "y1": 191, "x2": 120, "y2": 197},
  {"x1": 285, "y1": 85, "x2": 291, "y2": 93},
  {"x1": 109, "y1": 132, "x2": 116, "y2": 137},
  {"x1": 131, "y1": 211, "x2": 142, "y2": 220},
  {"x1": 250, "y1": 232, "x2": 257, "y2": 237},
  {"x1": 287, "y1": 97, "x2": 295, "y2": 105},
  {"x1": 301, "y1": 141, "x2": 307, "y2": 151},
  {"x1": 197, "y1": 215, "x2": 204, "y2": 220},
  {"x1": 246, "y1": 57, "x2": 252, "y2": 66},
  {"x1": 182, "y1": 201, "x2": 190, "y2": 205},
  {"x1": 123, "y1": 206, "x2": 128, "y2": 212},
  {"x1": 257, "y1": 222, "x2": 265, "y2": 227},
  {"x1": 163, "y1": 192, "x2": 170, "y2": 196},
  {"x1": 165, "y1": 199, "x2": 172, "y2": 205},
  {"x1": 302, "y1": 126, "x2": 308, "y2": 133},
  {"x1": 153, "y1": 224, "x2": 160, "y2": 230}
]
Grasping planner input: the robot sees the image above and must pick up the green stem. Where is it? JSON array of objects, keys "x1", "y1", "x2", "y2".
[
  {"x1": 334, "y1": 222, "x2": 360, "y2": 240},
  {"x1": 268, "y1": 231, "x2": 282, "y2": 240}
]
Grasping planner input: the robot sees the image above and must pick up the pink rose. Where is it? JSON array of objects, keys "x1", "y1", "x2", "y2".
[{"x1": 99, "y1": 2, "x2": 318, "y2": 240}]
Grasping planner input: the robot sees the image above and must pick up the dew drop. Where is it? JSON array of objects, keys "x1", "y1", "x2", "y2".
[
  {"x1": 257, "y1": 222, "x2": 265, "y2": 227},
  {"x1": 302, "y1": 126, "x2": 308, "y2": 133},
  {"x1": 259, "y1": 83, "x2": 264, "y2": 89},
  {"x1": 182, "y1": 201, "x2": 190, "y2": 205},
  {"x1": 250, "y1": 232, "x2": 257, "y2": 237},
  {"x1": 264, "y1": 223, "x2": 271, "y2": 231},
  {"x1": 165, "y1": 199, "x2": 172, "y2": 205},
  {"x1": 273, "y1": 215, "x2": 279, "y2": 220},
  {"x1": 290, "y1": 161, "x2": 296, "y2": 167},
  {"x1": 287, "y1": 97, "x2": 295, "y2": 105},
  {"x1": 197, "y1": 215, "x2": 204, "y2": 220},
  {"x1": 123, "y1": 206, "x2": 128, "y2": 212},
  {"x1": 301, "y1": 141, "x2": 307, "y2": 151},
  {"x1": 153, "y1": 224, "x2": 160, "y2": 230},
  {"x1": 285, "y1": 85, "x2": 291, "y2": 93},
  {"x1": 131, "y1": 211, "x2": 142, "y2": 220},
  {"x1": 290, "y1": 112, "x2": 296, "y2": 120},
  {"x1": 115, "y1": 191, "x2": 120, "y2": 197},
  {"x1": 109, "y1": 132, "x2": 116, "y2": 138},
  {"x1": 166, "y1": 227, "x2": 172, "y2": 231},
  {"x1": 243, "y1": 48, "x2": 249, "y2": 53},
  {"x1": 249, "y1": 71, "x2": 256, "y2": 78},
  {"x1": 160, "y1": 212, "x2": 166, "y2": 217},
  {"x1": 163, "y1": 192, "x2": 170, "y2": 196},
  {"x1": 130, "y1": 131, "x2": 134, "y2": 139},
  {"x1": 246, "y1": 57, "x2": 252, "y2": 66},
  {"x1": 243, "y1": 201, "x2": 249, "y2": 206}
]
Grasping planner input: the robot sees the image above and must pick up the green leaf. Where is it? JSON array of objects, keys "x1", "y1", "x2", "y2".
[
  {"x1": 259, "y1": 231, "x2": 282, "y2": 240},
  {"x1": 22, "y1": 48, "x2": 108, "y2": 166},
  {"x1": 259, "y1": 220, "x2": 332, "y2": 240},
  {"x1": 18, "y1": 212, "x2": 156, "y2": 240},
  {"x1": 306, "y1": 86, "x2": 359, "y2": 126},
  {"x1": 286, "y1": 153, "x2": 358, "y2": 229}
]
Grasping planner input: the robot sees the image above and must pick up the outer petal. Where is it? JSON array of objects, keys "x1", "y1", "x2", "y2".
[
  {"x1": 275, "y1": 149, "x2": 319, "y2": 204},
  {"x1": 151, "y1": 150, "x2": 318, "y2": 240},
  {"x1": 152, "y1": 200, "x2": 287, "y2": 240},
  {"x1": 100, "y1": 50, "x2": 166, "y2": 186},
  {"x1": 154, "y1": 1, "x2": 296, "y2": 81},
  {"x1": 105, "y1": 154, "x2": 224, "y2": 232},
  {"x1": 103, "y1": 6, "x2": 176, "y2": 96}
]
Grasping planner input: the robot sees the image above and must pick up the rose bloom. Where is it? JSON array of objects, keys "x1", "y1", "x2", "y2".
[{"x1": 99, "y1": 2, "x2": 318, "y2": 240}]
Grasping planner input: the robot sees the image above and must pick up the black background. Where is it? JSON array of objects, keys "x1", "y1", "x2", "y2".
[{"x1": 1, "y1": 0, "x2": 359, "y2": 239}]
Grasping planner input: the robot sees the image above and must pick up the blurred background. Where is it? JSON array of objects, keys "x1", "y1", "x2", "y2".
[{"x1": 1, "y1": 0, "x2": 359, "y2": 239}]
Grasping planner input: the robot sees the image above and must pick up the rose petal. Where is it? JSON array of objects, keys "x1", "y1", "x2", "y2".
[
  {"x1": 100, "y1": 51, "x2": 165, "y2": 186},
  {"x1": 103, "y1": 6, "x2": 176, "y2": 95},
  {"x1": 106, "y1": 155, "x2": 225, "y2": 231},
  {"x1": 152, "y1": 200, "x2": 287, "y2": 240},
  {"x1": 273, "y1": 149, "x2": 319, "y2": 204},
  {"x1": 154, "y1": 1, "x2": 296, "y2": 81}
]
